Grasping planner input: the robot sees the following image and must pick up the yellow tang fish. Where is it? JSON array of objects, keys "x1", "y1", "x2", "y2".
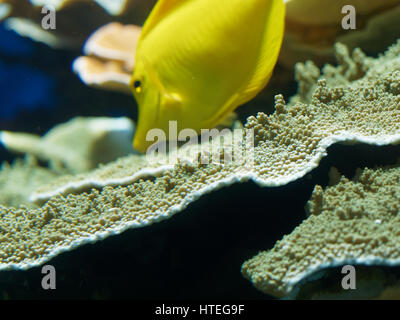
[{"x1": 131, "y1": 0, "x2": 285, "y2": 152}]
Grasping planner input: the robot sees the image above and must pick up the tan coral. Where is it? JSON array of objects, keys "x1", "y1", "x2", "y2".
[
  {"x1": 73, "y1": 56, "x2": 132, "y2": 93},
  {"x1": 0, "y1": 117, "x2": 135, "y2": 173},
  {"x1": 73, "y1": 23, "x2": 141, "y2": 93},
  {"x1": 0, "y1": 156, "x2": 61, "y2": 208},
  {"x1": 0, "y1": 0, "x2": 155, "y2": 48},
  {"x1": 0, "y1": 150, "x2": 248, "y2": 270},
  {"x1": 1, "y1": 40, "x2": 400, "y2": 271},
  {"x1": 282, "y1": 0, "x2": 400, "y2": 68},
  {"x1": 83, "y1": 22, "x2": 140, "y2": 71},
  {"x1": 242, "y1": 165, "x2": 400, "y2": 298}
]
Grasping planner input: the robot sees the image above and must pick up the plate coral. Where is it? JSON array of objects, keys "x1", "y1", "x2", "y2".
[{"x1": 1, "y1": 40, "x2": 400, "y2": 279}]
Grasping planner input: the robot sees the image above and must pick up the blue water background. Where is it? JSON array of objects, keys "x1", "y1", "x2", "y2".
[{"x1": 0, "y1": 22, "x2": 54, "y2": 120}]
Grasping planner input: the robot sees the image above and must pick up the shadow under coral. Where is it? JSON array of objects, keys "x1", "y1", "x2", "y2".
[{"x1": 1, "y1": 142, "x2": 400, "y2": 299}]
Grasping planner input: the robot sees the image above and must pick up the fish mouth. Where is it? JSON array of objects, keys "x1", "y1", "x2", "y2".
[{"x1": 133, "y1": 90, "x2": 162, "y2": 153}]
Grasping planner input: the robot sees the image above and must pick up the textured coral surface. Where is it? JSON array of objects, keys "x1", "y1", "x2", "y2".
[
  {"x1": 242, "y1": 165, "x2": 400, "y2": 298},
  {"x1": 0, "y1": 40, "x2": 399, "y2": 273}
]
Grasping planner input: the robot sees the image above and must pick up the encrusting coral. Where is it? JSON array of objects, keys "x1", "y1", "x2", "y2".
[
  {"x1": 0, "y1": 40, "x2": 400, "y2": 271},
  {"x1": 0, "y1": 117, "x2": 135, "y2": 173},
  {"x1": 242, "y1": 164, "x2": 400, "y2": 298},
  {"x1": 0, "y1": 156, "x2": 61, "y2": 208}
]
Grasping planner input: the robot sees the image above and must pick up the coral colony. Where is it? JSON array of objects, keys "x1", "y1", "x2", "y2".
[{"x1": 0, "y1": 0, "x2": 400, "y2": 299}]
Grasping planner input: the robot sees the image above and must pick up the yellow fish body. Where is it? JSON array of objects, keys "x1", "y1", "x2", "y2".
[{"x1": 131, "y1": 0, "x2": 285, "y2": 152}]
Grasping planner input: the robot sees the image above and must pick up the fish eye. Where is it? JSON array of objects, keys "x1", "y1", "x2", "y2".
[{"x1": 133, "y1": 80, "x2": 142, "y2": 93}]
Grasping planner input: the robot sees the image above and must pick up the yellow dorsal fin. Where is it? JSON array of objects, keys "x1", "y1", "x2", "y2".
[{"x1": 139, "y1": 0, "x2": 188, "y2": 42}]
